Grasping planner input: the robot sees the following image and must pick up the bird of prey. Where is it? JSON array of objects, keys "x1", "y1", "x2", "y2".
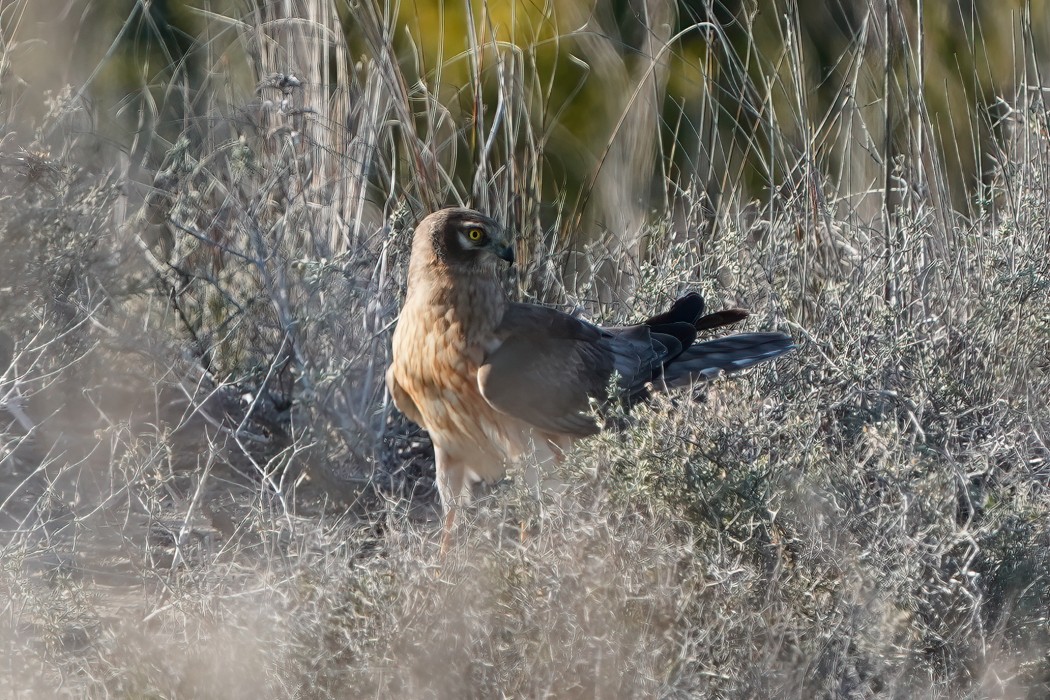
[{"x1": 386, "y1": 207, "x2": 795, "y2": 551}]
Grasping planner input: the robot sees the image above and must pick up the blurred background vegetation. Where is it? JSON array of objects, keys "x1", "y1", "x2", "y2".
[{"x1": 8, "y1": 0, "x2": 1049, "y2": 214}]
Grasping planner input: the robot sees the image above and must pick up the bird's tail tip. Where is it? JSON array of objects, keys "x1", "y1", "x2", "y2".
[{"x1": 661, "y1": 332, "x2": 795, "y2": 388}]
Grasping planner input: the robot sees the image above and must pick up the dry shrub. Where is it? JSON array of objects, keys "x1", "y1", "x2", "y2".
[{"x1": 0, "y1": 1, "x2": 1049, "y2": 698}]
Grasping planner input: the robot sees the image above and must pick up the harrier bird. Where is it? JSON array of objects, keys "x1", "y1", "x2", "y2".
[{"x1": 387, "y1": 208, "x2": 795, "y2": 550}]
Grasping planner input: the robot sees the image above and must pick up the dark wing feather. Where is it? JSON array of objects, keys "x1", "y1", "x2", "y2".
[
  {"x1": 479, "y1": 304, "x2": 684, "y2": 435},
  {"x1": 643, "y1": 292, "x2": 704, "y2": 327},
  {"x1": 480, "y1": 296, "x2": 795, "y2": 436},
  {"x1": 694, "y1": 308, "x2": 749, "y2": 331},
  {"x1": 478, "y1": 304, "x2": 614, "y2": 436},
  {"x1": 641, "y1": 292, "x2": 749, "y2": 333}
]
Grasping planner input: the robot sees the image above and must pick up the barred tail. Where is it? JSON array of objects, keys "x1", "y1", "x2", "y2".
[{"x1": 659, "y1": 332, "x2": 795, "y2": 389}]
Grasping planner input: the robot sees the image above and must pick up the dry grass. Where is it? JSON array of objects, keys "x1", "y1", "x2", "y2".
[{"x1": 1, "y1": 0, "x2": 1049, "y2": 698}]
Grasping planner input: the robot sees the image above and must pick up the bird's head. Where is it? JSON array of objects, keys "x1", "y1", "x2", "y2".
[{"x1": 414, "y1": 207, "x2": 515, "y2": 271}]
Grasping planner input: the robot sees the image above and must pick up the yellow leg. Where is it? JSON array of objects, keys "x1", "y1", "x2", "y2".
[{"x1": 440, "y1": 507, "x2": 456, "y2": 558}]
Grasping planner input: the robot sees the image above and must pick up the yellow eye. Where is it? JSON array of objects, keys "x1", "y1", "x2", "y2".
[{"x1": 467, "y1": 228, "x2": 485, "y2": 242}]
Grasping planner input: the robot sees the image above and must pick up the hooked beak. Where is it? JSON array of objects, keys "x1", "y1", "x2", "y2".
[{"x1": 496, "y1": 243, "x2": 515, "y2": 264}]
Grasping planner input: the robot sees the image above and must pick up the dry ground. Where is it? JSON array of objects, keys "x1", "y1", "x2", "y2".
[{"x1": 2, "y1": 2, "x2": 1049, "y2": 698}]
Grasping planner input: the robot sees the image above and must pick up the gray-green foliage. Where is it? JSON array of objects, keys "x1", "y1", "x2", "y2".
[{"x1": 1, "y1": 1, "x2": 1049, "y2": 698}]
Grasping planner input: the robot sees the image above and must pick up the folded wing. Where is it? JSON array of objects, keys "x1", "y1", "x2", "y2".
[
  {"x1": 478, "y1": 295, "x2": 795, "y2": 437},
  {"x1": 477, "y1": 304, "x2": 613, "y2": 437}
]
